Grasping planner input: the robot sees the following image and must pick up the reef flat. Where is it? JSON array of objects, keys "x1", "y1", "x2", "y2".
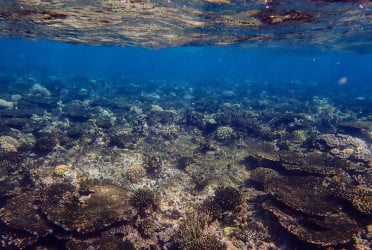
[
  {"x1": 0, "y1": 72, "x2": 371, "y2": 249},
  {"x1": 0, "y1": 0, "x2": 371, "y2": 51}
]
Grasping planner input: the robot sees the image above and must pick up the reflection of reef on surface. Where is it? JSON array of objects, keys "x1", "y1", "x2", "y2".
[
  {"x1": 0, "y1": 72, "x2": 371, "y2": 248},
  {"x1": 0, "y1": 0, "x2": 371, "y2": 51}
]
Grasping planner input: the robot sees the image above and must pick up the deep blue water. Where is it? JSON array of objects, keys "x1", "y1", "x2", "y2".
[{"x1": 1, "y1": 38, "x2": 371, "y2": 95}]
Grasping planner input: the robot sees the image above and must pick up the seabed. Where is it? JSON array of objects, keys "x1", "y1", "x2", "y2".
[{"x1": 0, "y1": 74, "x2": 371, "y2": 249}]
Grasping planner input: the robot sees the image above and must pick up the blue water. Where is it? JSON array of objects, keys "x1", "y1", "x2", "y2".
[
  {"x1": 1, "y1": 38, "x2": 372, "y2": 249},
  {"x1": 1, "y1": 38, "x2": 371, "y2": 93}
]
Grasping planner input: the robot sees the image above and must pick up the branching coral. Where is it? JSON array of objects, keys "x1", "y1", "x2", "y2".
[
  {"x1": 214, "y1": 186, "x2": 242, "y2": 211},
  {"x1": 131, "y1": 188, "x2": 159, "y2": 215},
  {"x1": 175, "y1": 211, "x2": 225, "y2": 250}
]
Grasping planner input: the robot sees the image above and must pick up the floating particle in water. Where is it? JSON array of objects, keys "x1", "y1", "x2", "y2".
[{"x1": 338, "y1": 76, "x2": 348, "y2": 85}]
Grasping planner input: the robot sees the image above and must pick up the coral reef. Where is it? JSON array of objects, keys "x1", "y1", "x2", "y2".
[
  {"x1": 0, "y1": 182, "x2": 136, "y2": 248},
  {"x1": 216, "y1": 126, "x2": 234, "y2": 141},
  {"x1": 66, "y1": 236, "x2": 134, "y2": 250},
  {"x1": 336, "y1": 185, "x2": 372, "y2": 215},
  {"x1": 30, "y1": 84, "x2": 51, "y2": 97},
  {"x1": 40, "y1": 184, "x2": 135, "y2": 233},
  {"x1": 0, "y1": 135, "x2": 19, "y2": 153},
  {"x1": 264, "y1": 175, "x2": 341, "y2": 215},
  {"x1": 143, "y1": 153, "x2": 163, "y2": 175},
  {"x1": 0, "y1": 99, "x2": 14, "y2": 109},
  {"x1": 184, "y1": 110, "x2": 206, "y2": 129},
  {"x1": 63, "y1": 101, "x2": 93, "y2": 122},
  {"x1": 249, "y1": 164, "x2": 363, "y2": 247},
  {"x1": 0, "y1": 191, "x2": 51, "y2": 237},
  {"x1": 33, "y1": 133, "x2": 58, "y2": 153},
  {"x1": 131, "y1": 188, "x2": 159, "y2": 215},
  {"x1": 175, "y1": 212, "x2": 226, "y2": 250},
  {"x1": 249, "y1": 167, "x2": 279, "y2": 184},
  {"x1": 214, "y1": 186, "x2": 242, "y2": 211},
  {"x1": 136, "y1": 217, "x2": 157, "y2": 238},
  {"x1": 0, "y1": 72, "x2": 371, "y2": 248},
  {"x1": 54, "y1": 164, "x2": 69, "y2": 176},
  {"x1": 263, "y1": 200, "x2": 357, "y2": 246},
  {"x1": 291, "y1": 129, "x2": 307, "y2": 143},
  {"x1": 315, "y1": 133, "x2": 372, "y2": 162},
  {"x1": 200, "y1": 197, "x2": 223, "y2": 220},
  {"x1": 125, "y1": 164, "x2": 147, "y2": 183}
]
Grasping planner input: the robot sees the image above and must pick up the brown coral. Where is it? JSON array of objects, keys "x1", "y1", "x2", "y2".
[
  {"x1": 40, "y1": 184, "x2": 135, "y2": 233},
  {"x1": 263, "y1": 200, "x2": 357, "y2": 246},
  {"x1": 1, "y1": 183, "x2": 136, "y2": 239},
  {"x1": 247, "y1": 141, "x2": 280, "y2": 162},
  {"x1": 264, "y1": 175, "x2": 342, "y2": 216},
  {"x1": 175, "y1": 211, "x2": 226, "y2": 250},
  {"x1": 126, "y1": 164, "x2": 146, "y2": 183},
  {"x1": 251, "y1": 165, "x2": 358, "y2": 246},
  {"x1": 0, "y1": 191, "x2": 51, "y2": 237},
  {"x1": 250, "y1": 167, "x2": 279, "y2": 184},
  {"x1": 337, "y1": 185, "x2": 372, "y2": 215}
]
